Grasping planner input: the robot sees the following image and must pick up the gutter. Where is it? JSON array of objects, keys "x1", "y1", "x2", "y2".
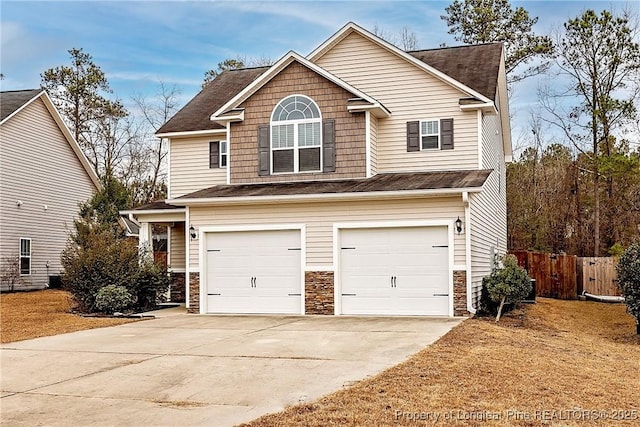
[{"x1": 168, "y1": 186, "x2": 485, "y2": 207}]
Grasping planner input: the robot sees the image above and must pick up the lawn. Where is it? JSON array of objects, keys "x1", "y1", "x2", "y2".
[
  {"x1": 243, "y1": 299, "x2": 640, "y2": 426},
  {"x1": 0, "y1": 290, "x2": 138, "y2": 343}
]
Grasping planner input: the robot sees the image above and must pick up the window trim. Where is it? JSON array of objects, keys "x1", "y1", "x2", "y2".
[
  {"x1": 219, "y1": 140, "x2": 227, "y2": 168},
  {"x1": 420, "y1": 119, "x2": 440, "y2": 150},
  {"x1": 270, "y1": 94, "x2": 323, "y2": 174},
  {"x1": 19, "y1": 237, "x2": 31, "y2": 276}
]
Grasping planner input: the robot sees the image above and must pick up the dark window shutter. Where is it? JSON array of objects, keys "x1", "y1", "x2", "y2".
[
  {"x1": 209, "y1": 141, "x2": 219, "y2": 168},
  {"x1": 406, "y1": 121, "x2": 419, "y2": 152},
  {"x1": 322, "y1": 119, "x2": 336, "y2": 172},
  {"x1": 258, "y1": 125, "x2": 270, "y2": 176},
  {"x1": 440, "y1": 118, "x2": 454, "y2": 150}
]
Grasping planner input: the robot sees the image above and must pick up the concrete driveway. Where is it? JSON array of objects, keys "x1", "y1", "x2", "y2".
[{"x1": 1, "y1": 308, "x2": 462, "y2": 427}]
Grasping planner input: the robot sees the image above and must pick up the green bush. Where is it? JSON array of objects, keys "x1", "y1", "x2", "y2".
[
  {"x1": 617, "y1": 242, "x2": 640, "y2": 334},
  {"x1": 61, "y1": 226, "x2": 169, "y2": 313},
  {"x1": 479, "y1": 254, "x2": 532, "y2": 322},
  {"x1": 95, "y1": 285, "x2": 135, "y2": 314}
]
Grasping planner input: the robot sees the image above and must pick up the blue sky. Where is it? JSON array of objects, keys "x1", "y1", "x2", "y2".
[{"x1": 1, "y1": 0, "x2": 638, "y2": 147}]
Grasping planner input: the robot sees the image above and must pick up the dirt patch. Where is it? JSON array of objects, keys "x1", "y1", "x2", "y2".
[
  {"x1": 0, "y1": 290, "x2": 139, "y2": 343},
  {"x1": 242, "y1": 298, "x2": 639, "y2": 426}
]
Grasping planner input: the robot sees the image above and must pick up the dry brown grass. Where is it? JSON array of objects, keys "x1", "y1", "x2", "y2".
[
  {"x1": 244, "y1": 298, "x2": 640, "y2": 426},
  {"x1": 0, "y1": 290, "x2": 138, "y2": 343}
]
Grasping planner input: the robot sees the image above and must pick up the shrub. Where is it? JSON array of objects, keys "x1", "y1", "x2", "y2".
[
  {"x1": 0, "y1": 256, "x2": 23, "y2": 292},
  {"x1": 480, "y1": 254, "x2": 531, "y2": 322},
  {"x1": 61, "y1": 226, "x2": 169, "y2": 313},
  {"x1": 617, "y1": 242, "x2": 640, "y2": 335},
  {"x1": 94, "y1": 285, "x2": 135, "y2": 314}
]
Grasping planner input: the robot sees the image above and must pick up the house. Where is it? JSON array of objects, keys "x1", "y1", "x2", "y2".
[
  {"x1": 123, "y1": 22, "x2": 511, "y2": 316},
  {"x1": 0, "y1": 89, "x2": 100, "y2": 290}
]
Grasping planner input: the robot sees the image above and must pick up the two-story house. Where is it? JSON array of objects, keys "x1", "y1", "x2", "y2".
[
  {"x1": 124, "y1": 22, "x2": 511, "y2": 316},
  {"x1": 0, "y1": 89, "x2": 100, "y2": 290}
]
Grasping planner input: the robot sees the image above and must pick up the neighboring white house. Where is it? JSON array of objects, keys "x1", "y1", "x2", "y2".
[
  {"x1": 0, "y1": 89, "x2": 100, "y2": 290},
  {"x1": 123, "y1": 22, "x2": 512, "y2": 316}
]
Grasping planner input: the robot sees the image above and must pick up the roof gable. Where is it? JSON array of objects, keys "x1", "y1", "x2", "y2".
[
  {"x1": 1, "y1": 89, "x2": 101, "y2": 189},
  {"x1": 308, "y1": 22, "x2": 494, "y2": 104},
  {"x1": 210, "y1": 51, "x2": 389, "y2": 121}
]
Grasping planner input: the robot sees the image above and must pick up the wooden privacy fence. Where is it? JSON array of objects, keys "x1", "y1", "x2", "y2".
[
  {"x1": 511, "y1": 251, "x2": 577, "y2": 299},
  {"x1": 510, "y1": 252, "x2": 621, "y2": 299},
  {"x1": 577, "y1": 257, "x2": 620, "y2": 296}
]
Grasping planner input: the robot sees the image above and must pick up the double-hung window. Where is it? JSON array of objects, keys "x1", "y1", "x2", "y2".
[
  {"x1": 19, "y1": 238, "x2": 31, "y2": 275},
  {"x1": 219, "y1": 141, "x2": 227, "y2": 167},
  {"x1": 271, "y1": 95, "x2": 322, "y2": 173},
  {"x1": 421, "y1": 120, "x2": 440, "y2": 150}
]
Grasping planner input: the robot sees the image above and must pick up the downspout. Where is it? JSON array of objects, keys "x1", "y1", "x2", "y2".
[
  {"x1": 226, "y1": 122, "x2": 231, "y2": 185},
  {"x1": 185, "y1": 205, "x2": 190, "y2": 310},
  {"x1": 365, "y1": 111, "x2": 372, "y2": 178},
  {"x1": 463, "y1": 191, "x2": 476, "y2": 314}
]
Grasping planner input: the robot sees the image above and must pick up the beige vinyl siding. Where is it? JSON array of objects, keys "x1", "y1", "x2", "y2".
[
  {"x1": 169, "y1": 135, "x2": 227, "y2": 198},
  {"x1": 370, "y1": 114, "x2": 378, "y2": 174},
  {"x1": 315, "y1": 32, "x2": 479, "y2": 172},
  {"x1": 468, "y1": 112, "x2": 507, "y2": 307},
  {"x1": 0, "y1": 98, "x2": 96, "y2": 290},
  {"x1": 169, "y1": 222, "x2": 185, "y2": 270},
  {"x1": 188, "y1": 196, "x2": 466, "y2": 270}
]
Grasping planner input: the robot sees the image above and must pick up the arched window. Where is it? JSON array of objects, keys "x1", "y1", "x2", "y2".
[{"x1": 270, "y1": 95, "x2": 322, "y2": 173}]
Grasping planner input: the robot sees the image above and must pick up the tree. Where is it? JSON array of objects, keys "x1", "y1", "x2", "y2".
[
  {"x1": 41, "y1": 48, "x2": 136, "y2": 182},
  {"x1": 441, "y1": 0, "x2": 553, "y2": 83},
  {"x1": 617, "y1": 242, "x2": 640, "y2": 334},
  {"x1": 540, "y1": 9, "x2": 640, "y2": 255},
  {"x1": 372, "y1": 25, "x2": 418, "y2": 50},
  {"x1": 202, "y1": 55, "x2": 273, "y2": 88},
  {"x1": 74, "y1": 175, "x2": 131, "y2": 245},
  {"x1": 130, "y1": 82, "x2": 181, "y2": 205},
  {"x1": 41, "y1": 48, "x2": 117, "y2": 146},
  {"x1": 481, "y1": 254, "x2": 531, "y2": 322}
]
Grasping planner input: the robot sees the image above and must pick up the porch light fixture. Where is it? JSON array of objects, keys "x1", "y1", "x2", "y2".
[
  {"x1": 455, "y1": 217, "x2": 463, "y2": 235},
  {"x1": 189, "y1": 225, "x2": 197, "y2": 240}
]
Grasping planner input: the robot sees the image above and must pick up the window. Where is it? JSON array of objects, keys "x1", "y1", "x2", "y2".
[
  {"x1": 406, "y1": 119, "x2": 454, "y2": 152},
  {"x1": 209, "y1": 141, "x2": 226, "y2": 168},
  {"x1": 270, "y1": 95, "x2": 321, "y2": 173},
  {"x1": 19, "y1": 238, "x2": 31, "y2": 275},
  {"x1": 421, "y1": 120, "x2": 439, "y2": 150},
  {"x1": 220, "y1": 141, "x2": 227, "y2": 167}
]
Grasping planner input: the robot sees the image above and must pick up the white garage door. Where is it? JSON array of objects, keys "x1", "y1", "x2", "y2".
[
  {"x1": 205, "y1": 229, "x2": 302, "y2": 314},
  {"x1": 340, "y1": 227, "x2": 450, "y2": 316}
]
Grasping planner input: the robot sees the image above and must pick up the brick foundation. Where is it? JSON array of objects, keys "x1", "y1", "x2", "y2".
[
  {"x1": 453, "y1": 270, "x2": 469, "y2": 316},
  {"x1": 169, "y1": 272, "x2": 186, "y2": 303},
  {"x1": 305, "y1": 271, "x2": 334, "y2": 315},
  {"x1": 188, "y1": 272, "x2": 200, "y2": 314}
]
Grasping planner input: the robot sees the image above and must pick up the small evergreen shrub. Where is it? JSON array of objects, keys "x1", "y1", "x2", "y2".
[
  {"x1": 62, "y1": 226, "x2": 169, "y2": 313},
  {"x1": 94, "y1": 285, "x2": 134, "y2": 314},
  {"x1": 480, "y1": 254, "x2": 532, "y2": 321},
  {"x1": 617, "y1": 242, "x2": 640, "y2": 334}
]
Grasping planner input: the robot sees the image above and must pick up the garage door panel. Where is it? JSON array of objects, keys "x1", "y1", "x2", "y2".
[
  {"x1": 340, "y1": 226, "x2": 450, "y2": 316},
  {"x1": 206, "y1": 229, "x2": 301, "y2": 314}
]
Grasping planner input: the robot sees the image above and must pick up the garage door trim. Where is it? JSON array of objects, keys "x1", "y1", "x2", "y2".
[
  {"x1": 199, "y1": 223, "x2": 306, "y2": 314},
  {"x1": 333, "y1": 220, "x2": 454, "y2": 316}
]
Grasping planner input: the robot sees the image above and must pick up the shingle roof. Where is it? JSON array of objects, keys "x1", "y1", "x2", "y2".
[
  {"x1": 0, "y1": 89, "x2": 42, "y2": 122},
  {"x1": 156, "y1": 67, "x2": 269, "y2": 134},
  {"x1": 176, "y1": 170, "x2": 492, "y2": 200},
  {"x1": 156, "y1": 43, "x2": 502, "y2": 135},
  {"x1": 133, "y1": 200, "x2": 183, "y2": 210},
  {"x1": 407, "y1": 43, "x2": 502, "y2": 101}
]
